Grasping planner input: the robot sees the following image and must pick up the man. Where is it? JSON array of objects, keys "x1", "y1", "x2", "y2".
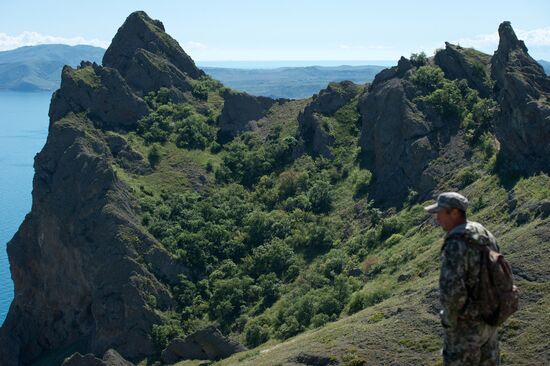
[{"x1": 425, "y1": 192, "x2": 500, "y2": 366}]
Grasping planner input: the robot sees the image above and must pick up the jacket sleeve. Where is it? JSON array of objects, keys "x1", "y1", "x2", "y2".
[{"x1": 439, "y1": 238, "x2": 468, "y2": 328}]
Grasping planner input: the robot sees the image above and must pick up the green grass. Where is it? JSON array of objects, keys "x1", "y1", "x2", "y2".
[{"x1": 70, "y1": 65, "x2": 100, "y2": 88}]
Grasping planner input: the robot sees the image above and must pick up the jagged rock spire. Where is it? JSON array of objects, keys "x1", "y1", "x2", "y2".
[
  {"x1": 103, "y1": 11, "x2": 204, "y2": 84},
  {"x1": 491, "y1": 21, "x2": 550, "y2": 175},
  {"x1": 496, "y1": 21, "x2": 528, "y2": 55}
]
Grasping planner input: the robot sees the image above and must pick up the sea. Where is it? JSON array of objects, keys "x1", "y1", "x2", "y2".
[{"x1": 0, "y1": 91, "x2": 51, "y2": 325}]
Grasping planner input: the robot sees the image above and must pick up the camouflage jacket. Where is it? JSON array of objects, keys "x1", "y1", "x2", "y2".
[{"x1": 439, "y1": 221, "x2": 500, "y2": 328}]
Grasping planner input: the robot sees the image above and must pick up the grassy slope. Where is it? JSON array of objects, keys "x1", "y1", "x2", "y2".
[{"x1": 212, "y1": 174, "x2": 549, "y2": 366}]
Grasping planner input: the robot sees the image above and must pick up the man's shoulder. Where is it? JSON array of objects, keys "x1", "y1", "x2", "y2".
[{"x1": 446, "y1": 220, "x2": 499, "y2": 250}]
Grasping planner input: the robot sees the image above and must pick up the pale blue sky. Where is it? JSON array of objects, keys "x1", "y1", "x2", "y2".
[{"x1": 1, "y1": 0, "x2": 550, "y2": 60}]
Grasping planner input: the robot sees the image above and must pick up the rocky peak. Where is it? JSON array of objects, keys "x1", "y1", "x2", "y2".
[
  {"x1": 103, "y1": 11, "x2": 204, "y2": 93},
  {"x1": 496, "y1": 21, "x2": 528, "y2": 56},
  {"x1": 434, "y1": 42, "x2": 492, "y2": 97},
  {"x1": 369, "y1": 56, "x2": 413, "y2": 90}
]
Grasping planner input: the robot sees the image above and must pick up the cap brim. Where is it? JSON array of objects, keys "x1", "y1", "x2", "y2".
[{"x1": 424, "y1": 203, "x2": 440, "y2": 214}]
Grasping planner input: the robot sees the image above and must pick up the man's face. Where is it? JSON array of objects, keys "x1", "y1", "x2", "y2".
[{"x1": 435, "y1": 209, "x2": 455, "y2": 231}]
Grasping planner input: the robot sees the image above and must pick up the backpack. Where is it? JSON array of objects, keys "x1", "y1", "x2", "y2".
[{"x1": 460, "y1": 232, "x2": 519, "y2": 326}]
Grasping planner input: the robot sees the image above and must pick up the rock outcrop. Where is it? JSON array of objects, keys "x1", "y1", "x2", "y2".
[
  {"x1": 62, "y1": 349, "x2": 135, "y2": 366},
  {"x1": 358, "y1": 57, "x2": 464, "y2": 207},
  {"x1": 49, "y1": 62, "x2": 149, "y2": 131},
  {"x1": 103, "y1": 11, "x2": 204, "y2": 94},
  {"x1": 161, "y1": 326, "x2": 246, "y2": 363},
  {"x1": 298, "y1": 81, "x2": 360, "y2": 158},
  {"x1": 491, "y1": 21, "x2": 550, "y2": 175},
  {"x1": 0, "y1": 11, "x2": 206, "y2": 366},
  {"x1": 218, "y1": 89, "x2": 283, "y2": 142},
  {"x1": 435, "y1": 42, "x2": 492, "y2": 97},
  {"x1": 0, "y1": 113, "x2": 174, "y2": 365}
]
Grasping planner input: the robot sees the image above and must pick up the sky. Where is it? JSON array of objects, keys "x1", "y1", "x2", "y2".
[{"x1": 1, "y1": 0, "x2": 550, "y2": 61}]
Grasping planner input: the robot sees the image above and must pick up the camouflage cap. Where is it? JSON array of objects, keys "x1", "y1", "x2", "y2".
[{"x1": 424, "y1": 192, "x2": 468, "y2": 214}]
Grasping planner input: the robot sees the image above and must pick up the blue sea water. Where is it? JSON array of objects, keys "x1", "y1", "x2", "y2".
[
  {"x1": 197, "y1": 60, "x2": 397, "y2": 69},
  {"x1": 0, "y1": 91, "x2": 50, "y2": 325}
]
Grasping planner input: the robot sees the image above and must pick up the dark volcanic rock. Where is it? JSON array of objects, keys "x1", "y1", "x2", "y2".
[
  {"x1": 358, "y1": 56, "x2": 473, "y2": 207},
  {"x1": 0, "y1": 114, "x2": 172, "y2": 365},
  {"x1": 434, "y1": 42, "x2": 492, "y2": 97},
  {"x1": 298, "y1": 81, "x2": 360, "y2": 158},
  {"x1": 49, "y1": 62, "x2": 149, "y2": 131},
  {"x1": 105, "y1": 133, "x2": 151, "y2": 174},
  {"x1": 491, "y1": 21, "x2": 550, "y2": 175},
  {"x1": 218, "y1": 89, "x2": 282, "y2": 142},
  {"x1": 62, "y1": 349, "x2": 135, "y2": 366},
  {"x1": 161, "y1": 326, "x2": 246, "y2": 363},
  {"x1": 292, "y1": 352, "x2": 339, "y2": 366},
  {"x1": 103, "y1": 11, "x2": 204, "y2": 94}
]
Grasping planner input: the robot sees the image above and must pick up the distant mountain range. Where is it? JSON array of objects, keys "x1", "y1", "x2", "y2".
[
  {"x1": 0, "y1": 44, "x2": 385, "y2": 98},
  {"x1": 538, "y1": 59, "x2": 550, "y2": 74},
  {"x1": 202, "y1": 65, "x2": 386, "y2": 98},
  {"x1": 0, "y1": 44, "x2": 547, "y2": 97},
  {"x1": 0, "y1": 44, "x2": 104, "y2": 91}
]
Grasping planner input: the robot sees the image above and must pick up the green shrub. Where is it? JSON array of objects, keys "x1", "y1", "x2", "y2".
[
  {"x1": 350, "y1": 169, "x2": 372, "y2": 198},
  {"x1": 410, "y1": 51, "x2": 428, "y2": 67},
  {"x1": 175, "y1": 113, "x2": 216, "y2": 150},
  {"x1": 347, "y1": 287, "x2": 391, "y2": 314},
  {"x1": 151, "y1": 320, "x2": 183, "y2": 350},
  {"x1": 457, "y1": 166, "x2": 481, "y2": 187},
  {"x1": 138, "y1": 112, "x2": 172, "y2": 144},
  {"x1": 244, "y1": 239, "x2": 297, "y2": 279},
  {"x1": 244, "y1": 318, "x2": 271, "y2": 347},
  {"x1": 308, "y1": 180, "x2": 333, "y2": 213},
  {"x1": 410, "y1": 65, "x2": 445, "y2": 94}
]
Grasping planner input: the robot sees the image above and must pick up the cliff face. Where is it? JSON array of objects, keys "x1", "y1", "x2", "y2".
[
  {"x1": 358, "y1": 57, "x2": 465, "y2": 207},
  {"x1": 0, "y1": 114, "x2": 173, "y2": 364},
  {"x1": 217, "y1": 89, "x2": 282, "y2": 142}
]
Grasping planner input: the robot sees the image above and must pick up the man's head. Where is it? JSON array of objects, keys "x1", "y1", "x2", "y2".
[{"x1": 424, "y1": 192, "x2": 468, "y2": 232}]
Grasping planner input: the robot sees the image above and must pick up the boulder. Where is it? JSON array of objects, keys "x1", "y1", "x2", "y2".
[
  {"x1": 62, "y1": 349, "x2": 134, "y2": 366},
  {"x1": 161, "y1": 326, "x2": 246, "y2": 363}
]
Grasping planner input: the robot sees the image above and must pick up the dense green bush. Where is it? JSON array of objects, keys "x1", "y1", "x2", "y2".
[
  {"x1": 308, "y1": 180, "x2": 333, "y2": 213},
  {"x1": 175, "y1": 113, "x2": 216, "y2": 150},
  {"x1": 410, "y1": 51, "x2": 428, "y2": 67},
  {"x1": 347, "y1": 286, "x2": 391, "y2": 314}
]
